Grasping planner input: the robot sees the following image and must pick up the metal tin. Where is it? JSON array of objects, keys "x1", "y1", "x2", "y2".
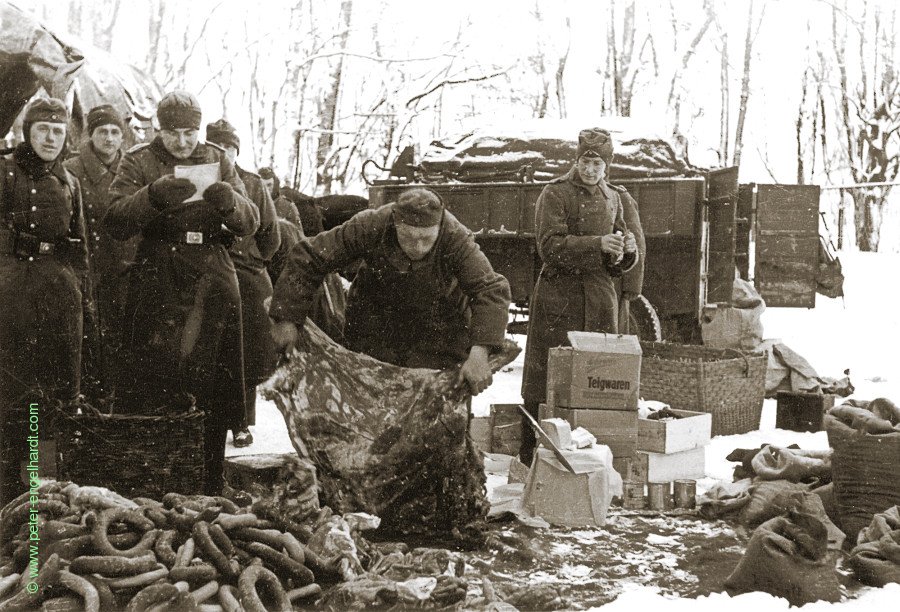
[
  {"x1": 673, "y1": 479, "x2": 697, "y2": 509},
  {"x1": 647, "y1": 481, "x2": 672, "y2": 511},
  {"x1": 622, "y1": 481, "x2": 646, "y2": 509}
]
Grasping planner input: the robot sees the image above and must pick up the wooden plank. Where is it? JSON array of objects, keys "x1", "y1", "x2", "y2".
[
  {"x1": 755, "y1": 184, "x2": 821, "y2": 308},
  {"x1": 638, "y1": 409, "x2": 712, "y2": 454},
  {"x1": 554, "y1": 408, "x2": 638, "y2": 457}
]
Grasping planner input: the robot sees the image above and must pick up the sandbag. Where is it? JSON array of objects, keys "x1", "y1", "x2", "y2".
[
  {"x1": 848, "y1": 506, "x2": 900, "y2": 587},
  {"x1": 725, "y1": 511, "x2": 841, "y2": 606},
  {"x1": 260, "y1": 319, "x2": 520, "y2": 541},
  {"x1": 750, "y1": 445, "x2": 832, "y2": 483}
]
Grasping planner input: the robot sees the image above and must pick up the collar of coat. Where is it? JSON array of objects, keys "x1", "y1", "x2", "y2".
[
  {"x1": 563, "y1": 165, "x2": 612, "y2": 199},
  {"x1": 148, "y1": 136, "x2": 212, "y2": 164},
  {"x1": 78, "y1": 141, "x2": 122, "y2": 184},
  {"x1": 13, "y1": 142, "x2": 67, "y2": 183}
]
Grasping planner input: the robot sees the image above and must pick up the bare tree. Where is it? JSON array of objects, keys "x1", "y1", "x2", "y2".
[
  {"x1": 732, "y1": 0, "x2": 764, "y2": 168},
  {"x1": 830, "y1": 0, "x2": 900, "y2": 251}
]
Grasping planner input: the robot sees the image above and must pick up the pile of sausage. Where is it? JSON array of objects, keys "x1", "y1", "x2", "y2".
[{"x1": 0, "y1": 481, "x2": 341, "y2": 611}]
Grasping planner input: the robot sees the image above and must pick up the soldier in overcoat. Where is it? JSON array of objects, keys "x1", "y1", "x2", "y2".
[
  {"x1": 205, "y1": 119, "x2": 280, "y2": 447},
  {"x1": 519, "y1": 128, "x2": 639, "y2": 465},
  {"x1": 269, "y1": 187, "x2": 511, "y2": 395},
  {"x1": 0, "y1": 99, "x2": 90, "y2": 504},
  {"x1": 105, "y1": 91, "x2": 259, "y2": 494},
  {"x1": 64, "y1": 105, "x2": 135, "y2": 399}
]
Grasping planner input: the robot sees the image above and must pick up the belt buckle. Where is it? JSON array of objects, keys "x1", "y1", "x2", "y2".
[
  {"x1": 39, "y1": 242, "x2": 53, "y2": 254},
  {"x1": 185, "y1": 231, "x2": 204, "y2": 244}
]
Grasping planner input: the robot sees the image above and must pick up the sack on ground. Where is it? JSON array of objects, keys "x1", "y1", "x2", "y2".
[
  {"x1": 725, "y1": 511, "x2": 841, "y2": 606},
  {"x1": 848, "y1": 505, "x2": 900, "y2": 587}
]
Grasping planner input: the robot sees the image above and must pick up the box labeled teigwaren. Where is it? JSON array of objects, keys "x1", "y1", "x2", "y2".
[{"x1": 547, "y1": 332, "x2": 642, "y2": 410}]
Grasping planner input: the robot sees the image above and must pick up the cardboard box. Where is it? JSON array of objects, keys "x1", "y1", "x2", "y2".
[
  {"x1": 554, "y1": 407, "x2": 638, "y2": 457},
  {"x1": 489, "y1": 404, "x2": 522, "y2": 455},
  {"x1": 523, "y1": 446, "x2": 618, "y2": 527},
  {"x1": 547, "y1": 332, "x2": 642, "y2": 410},
  {"x1": 634, "y1": 447, "x2": 706, "y2": 483},
  {"x1": 638, "y1": 409, "x2": 712, "y2": 454}
]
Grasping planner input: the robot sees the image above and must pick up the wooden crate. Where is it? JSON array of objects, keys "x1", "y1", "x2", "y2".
[
  {"x1": 776, "y1": 392, "x2": 836, "y2": 433},
  {"x1": 634, "y1": 447, "x2": 705, "y2": 483},
  {"x1": 489, "y1": 403, "x2": 522, "y2": 455},
  {"x1": 638, "y1": 409, "x2": 712, "y2": 454},
  {"x1": 554, "y1": 407, "x2": 638, "y2": 457},
  {"x1": 223, "y1": 453, "x2": 296, "y2": 492},
  {"x1": 470, "y1": 416, "x2": 491, "y2": 455}
]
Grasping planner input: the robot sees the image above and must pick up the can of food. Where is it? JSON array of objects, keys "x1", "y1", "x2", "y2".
[
  {"x1": 622, "y1": 481, "x2": 646, "y2": 509},
  {"x1": 673, "y1": 479, "x2": 697, "y2": 509},
  {"x1": 647, "y1": 481, "x2": 671, "y2": 511}
]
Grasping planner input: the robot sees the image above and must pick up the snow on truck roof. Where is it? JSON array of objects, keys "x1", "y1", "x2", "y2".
[{"x1": 418, "y1": 118, "x2": 704, "y2": 183}]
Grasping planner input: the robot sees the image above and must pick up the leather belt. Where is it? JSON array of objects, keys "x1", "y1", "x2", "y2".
[
  {"x1": 0, "y1": 229, "x2": 61, "y2": 259},
  {"x1": 149, "y1": 230, "x2": 225, "y2": 245}
]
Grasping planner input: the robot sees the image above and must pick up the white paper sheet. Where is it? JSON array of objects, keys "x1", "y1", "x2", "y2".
[{"x1": 174, "y1": 163, "x2": 220, "y2": 202}]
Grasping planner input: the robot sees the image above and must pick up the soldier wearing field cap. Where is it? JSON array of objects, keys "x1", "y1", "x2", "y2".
[
  {"x1": 105, "y1": 90, "x2": 259, "y2": 494},
  {"x1": 519, "y1": 127, "x2": 640, "y2": 466},
  {"x1": 0, "y1": 98, "x2": 90, "y2": 503},
  {"x1": 269, "y1": 186, "x2": 511, "y2": 395},
  {"x1": 64, "y1": 104, "x2": 135, "y2": 400},
  {"x1": 205, "y1": 118, "x2": 280, "y2": 448}
]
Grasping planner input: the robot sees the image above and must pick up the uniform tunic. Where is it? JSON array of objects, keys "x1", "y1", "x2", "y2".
[
  {"x1": 521, "y1": 166, "x2": 637, "y2": 406},
  {"x1": 230, "y1": 166, "x2": 280, "y2": 425},
  {"x1": 270, "y1": 205, "x2": 510, "y2": 369},
  {"x1": 105, "y1": 137, "x2": 259, "y2": 494},
  {"x1": 64, "y1": 144, "x2": 137, "y2": 395},
  {"x1": 0, "y1": 144, "x2": 89, "y2": 504}
]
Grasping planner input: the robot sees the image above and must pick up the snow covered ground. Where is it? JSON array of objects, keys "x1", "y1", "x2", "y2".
[{"x1": 227, "y1": 250, "x2": 899, "y2": 609}]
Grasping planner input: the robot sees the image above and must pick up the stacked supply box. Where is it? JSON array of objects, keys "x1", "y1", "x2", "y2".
[
  {"x1": 634, "y1": 409, "x2": 711, "y2": 483},
  {"x1": 543, "y1": 332, "x2": 642, "y2": 463}
]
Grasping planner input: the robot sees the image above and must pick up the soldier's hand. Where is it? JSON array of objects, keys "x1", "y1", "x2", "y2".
[
  {"x1": 203, "y1": 181, "x2": 236, "y2": 216},
  {"x1": 623, "y1": 231, "x2": 637, "y2": 254},
  {"x1": 457, "y1": 345, "x2": 493, "y2": 396},
  {"x1": 600, "y1": 233, "x2": 624, "y2": 257},
  {"x1": 148, "y1": 176, "x2": 195, "y2": 209},
  {"x1": 270, "y1": 320, "x2": 300, "y2": 354},
  {"x1": 622, "y1": 291, "x2": 641, "y2": 302}
]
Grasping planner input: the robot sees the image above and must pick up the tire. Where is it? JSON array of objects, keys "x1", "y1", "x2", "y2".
[{"x1": 627, "y1": 295, "x2": 663, "y2": 341}]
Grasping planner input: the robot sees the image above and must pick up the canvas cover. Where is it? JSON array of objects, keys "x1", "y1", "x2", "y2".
[{"x1": 0, "y1": 2, "x2": 161, "y2": 142}]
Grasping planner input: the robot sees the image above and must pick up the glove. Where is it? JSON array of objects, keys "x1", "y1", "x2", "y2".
[
  {"x1": 203, "y1": 181, "x2": 236, "y2": 216},
  {"x1": 148, "y1": 176, "x2": 195, "y2": 210},
  {"x1": 623, "y1": 230, "x2": 637, "y2": 254}
]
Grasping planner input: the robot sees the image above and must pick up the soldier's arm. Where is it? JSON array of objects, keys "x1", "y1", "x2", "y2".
[
  {"x1": 536, "y1": 187, "x2": 606, "y2": 269},
  {"x1": 219, "y1": 157, "x2": 259, "y2": 237},
  {"x1": 445, "y1": 222, "x2": 511, "y2": 348},
  {"x1": 620, "y1": 190, "x2": 645, "y2": 295},
  {"x1": 612, "y1": 192, "x2": 638, "y2": 274},
  {"x1": 104, "y1": 151, "x2": 157, "y2": 240},
  {"x1": 66, "y1": 176, "x2": 90, "y2": 275},
  {"x1": 254, "y1": 181, "x2": 281, "y2": 260},
  {"x1": 269, "y1": 209, "x2": 382, "y2": 325}
]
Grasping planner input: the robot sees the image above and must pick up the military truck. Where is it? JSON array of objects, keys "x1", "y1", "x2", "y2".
[{"x1": 366, "y1": 123, "x2": 823, "y2": 343}]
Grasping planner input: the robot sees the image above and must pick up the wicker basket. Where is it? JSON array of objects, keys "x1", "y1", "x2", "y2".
[
  {"x1": 56, "y1": 409, "x2": 205, "y2": 499},
  {"x1": 639, "y1": 342, "x2": 767, "y2": 436},
  {"x1": 825, "y1": 412, "x2": 900, "y2": 542}
]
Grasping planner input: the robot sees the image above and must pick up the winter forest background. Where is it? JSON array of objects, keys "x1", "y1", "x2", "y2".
[{"x1": 21, "y1": 0, "x2": 900, "y2": 251}]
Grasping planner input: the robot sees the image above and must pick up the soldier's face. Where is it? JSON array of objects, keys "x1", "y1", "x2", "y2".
[
  {"x1": 396, "y1": 222, "x2": 440, "y2": 261},
  {"x1": 160, "y1": 128, "x2": 199, "y2": 159},
  {"x1": 90, "y1": 124, "x2": 123, "y2": 159},
  {"x1": 222, "y1": 145, "x2": 238, "y2": 164},
  {"x1": 30, "y1": 122, "x2": 67, "y2": 162},
  {"x1": 576, "y1": 156, "x2": 606, "y2": 185},
  {"x1": 260, "y1": 178, "x2": 275, "y2": 196}
]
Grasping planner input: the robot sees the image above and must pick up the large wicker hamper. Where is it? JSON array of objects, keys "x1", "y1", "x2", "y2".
[
  {"x1": 639, "y1": 341, "x2": 767, "y2": 436},
  {"x1": 56, "y1": 409, "x2": 205, "y2": 498}
]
